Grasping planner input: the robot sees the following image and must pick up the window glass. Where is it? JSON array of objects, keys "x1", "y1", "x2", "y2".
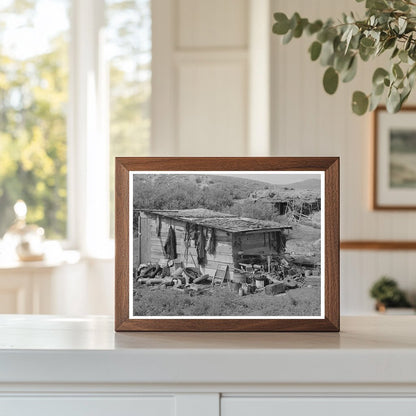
[
  {"x1": 0, "y1": 0, "x2": 70, "y2": 239},
  {"x1": 106, "y1": 0, "x2": 151, "y2": 237}
]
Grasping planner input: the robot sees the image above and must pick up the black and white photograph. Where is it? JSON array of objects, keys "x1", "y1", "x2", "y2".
[{"x1": 129, "y1": 171, "x2": 324, "y2": 318}]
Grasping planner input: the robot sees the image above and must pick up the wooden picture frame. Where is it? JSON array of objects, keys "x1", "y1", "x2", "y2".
[
  {"x1": 373, "y1": 106, "x2": 416, "y2": 210},
  {"x1": 115, "y1": 157, "x2": 339, "y2": 332}
]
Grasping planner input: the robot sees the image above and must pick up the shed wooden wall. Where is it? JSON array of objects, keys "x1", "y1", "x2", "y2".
[{"x1": 140, "y1": 213, "x2": 235, "y2": 278}]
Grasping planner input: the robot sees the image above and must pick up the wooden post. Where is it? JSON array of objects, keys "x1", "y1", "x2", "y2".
[
  {"x1": 138, "y1": 213, "x2": 141, "y2": 265},
  {"x1": 267, "y1": 255, "x2": 271, "y2": 273}
]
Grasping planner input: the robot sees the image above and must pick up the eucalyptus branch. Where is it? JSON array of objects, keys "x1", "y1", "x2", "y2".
[{"x1": 272, "y1": 0, "x2": 416, "y2": 115}]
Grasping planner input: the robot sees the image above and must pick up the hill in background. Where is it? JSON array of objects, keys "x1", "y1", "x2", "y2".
[{"x1": 133, "y1": 173, "x2": 320, "y2": 220}]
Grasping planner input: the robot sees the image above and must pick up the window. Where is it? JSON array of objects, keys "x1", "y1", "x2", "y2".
[
  {"x1": 106, "y1": 0, "x2": 151, "y2": 237},
  {"x1": 0, "y1": 0, "x2": 151, "y2": 251},
  {"x1": 0, "y1": 0, "x2": 70, "y2": 239}
]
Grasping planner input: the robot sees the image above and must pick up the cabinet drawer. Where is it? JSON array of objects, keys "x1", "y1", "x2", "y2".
[
  {"x1": 0, "y1": 396, "x2": 174, "y2": 416},
  {"x1": 222, "y1": 397, "x2": 416, "y2": 416}
]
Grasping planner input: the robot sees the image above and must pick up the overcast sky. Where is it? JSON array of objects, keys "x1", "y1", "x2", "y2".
[{"x1": 222, "y1": 173, "x2": 321, "y2": 185}]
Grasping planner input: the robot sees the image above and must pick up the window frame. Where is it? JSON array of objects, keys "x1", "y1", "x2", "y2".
[
  {"x1": 0, "y1": 0, "x2": 152, "y2": 257},
  {"x1": 67, "y1": 0, "x2": 111, "y2": 257}
]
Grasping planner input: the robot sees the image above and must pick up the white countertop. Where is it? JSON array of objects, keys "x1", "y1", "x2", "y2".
[{"x1": 0, "y1": 315, "x2": 415, "y2": 387}]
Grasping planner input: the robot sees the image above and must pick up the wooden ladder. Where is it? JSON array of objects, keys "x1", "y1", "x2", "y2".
[{"x1": 211, "y1": 264, "x2": 230, "y2": 287}]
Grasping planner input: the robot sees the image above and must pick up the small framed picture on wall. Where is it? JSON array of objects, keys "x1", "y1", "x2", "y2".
[{"x1": 374, "y1": 106, "x2": 416, "y2": 209}]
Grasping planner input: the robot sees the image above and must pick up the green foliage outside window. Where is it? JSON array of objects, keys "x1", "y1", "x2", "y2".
[
  {"x1": 0, "y1": 1, "x2": 69, "y2": 238},
  {"x1": 0, "y1": 0, "x2": 151, "y2": 240}
]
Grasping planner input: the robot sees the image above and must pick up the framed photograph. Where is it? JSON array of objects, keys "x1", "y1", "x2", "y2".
[
  {"x1": 374, "y1": 106, "x2": 416, "y2": 209},
  {"x1": 115, "y1": 157, "x2": 339, "y2": 332}
]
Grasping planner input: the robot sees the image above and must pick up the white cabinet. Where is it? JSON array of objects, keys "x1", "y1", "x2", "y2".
[
  {"x1": 1, "y1": 397, "x2": 174, "y2": 416},
  {"x1": 222, "y1": 398, "x2": 416, "y2": 416},
  {"x1": 1, "y1": 316, "x2": 416, "y2": 416}
]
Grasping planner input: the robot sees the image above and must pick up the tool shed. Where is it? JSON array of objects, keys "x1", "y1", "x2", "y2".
[{"x1": 135, "y1": 208, "x2": 292, "y2": 278}]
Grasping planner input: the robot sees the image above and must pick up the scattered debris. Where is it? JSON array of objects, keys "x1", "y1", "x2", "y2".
[
  {"x1": 134, "y1": 227, "x2": 321, "y2": 297},
  {"x1": 265, "y1": 282, "x2": 286, "y2": 296}
]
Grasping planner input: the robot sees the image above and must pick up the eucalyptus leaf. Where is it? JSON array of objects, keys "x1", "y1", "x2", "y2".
[
  {"x1": 393, "y1": 0, "x2": 409, "y2": 11},
  {"x1": 293, "y1": 18, "x2": 309, "y2": 38},
  {"x1": 401, "y1": 87, "x2": 411, "y2": 106},
  {"x1": 408, "y1": 70, "x2": 416, "y2": 88},
  {"x1": 309, "y1": 41, "x2": 322, "y2": 61},
  {"x1": 369, "y1": 92, "x2": 383, "y2": 111},
  {"x1": 366, "y1": 0, "x2": 388, "y2": 10},
  {"x1": 359, "y1": 44, "x2": 375, "y2": 61},
  {"x1": 391, "y1": 47, "x2": 399, "y2": 59},
  {"x1": 282, "y1": 29, "x2": 293, "y2": 44},
  {"x1": 334, "y1": 52, "x2": 348, "y2": 72},
  {"x1": 352, "y1": 91, "x2": 369, "y2": 115},
  {"x1": 341, "y1": 26, "x2": 352, "y2": 43},
  {"x1": 398, "y1": 17, "x2": 407, "y2": 34},
  {"x1": 307, "y1": 20, "x2": 323, "y2": 35},
  {"x1": 393, "y1": 63, "x2": 404, "y2": 79},
  {"x1": 383, "y1": 37, "x2": 396, "y2": 50},
  {"x1": 372, "y1": 67, "x2": 389, "y2": 85},
  {"x1": 317, "y1": 29, "x2": 328, "y2": 43},
  {"x1": 373, "y1": 82, "x2": 385, "y2": 96},
  {"x1": 387, "y1": 87, "x2": 401, "y2": 112},
  {"x1": 345, "y1": 25, "x2": 359, "y2": 52},
  {"x1": 360, "y1": 37, "x2": 375, "y2": 48},
  {"x1": 399, "y1": 50, "x2": 408, "y2": 63},
  {"x1": 409, "y1": 44, "x2": 416, "y2": 60},
  {"x1": 342, "y1": 56, "x2": 358, "y2": 82},
  {"x1": 323, "y1": 67, "x2": 339, "y2": 94},
  {"x1": 273, "y1": 13, "x2": 290, "y2": 34},
  {"x1": 408, "y1": 64, "x2": 416, "y2": 81},
  {"x1": 290, "y1": 13, "x2": 301, "y2": 30},
  {"x1": 320, "y1": 41, "x2": 335, "y2": 66}
]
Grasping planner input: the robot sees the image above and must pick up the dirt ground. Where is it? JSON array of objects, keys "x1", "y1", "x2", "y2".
[{"x1": 133, "y1": 282, "x2": 321, "y2": 317}]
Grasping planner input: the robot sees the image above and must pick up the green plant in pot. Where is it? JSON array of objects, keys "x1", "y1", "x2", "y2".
[
  {"x1": 272, "y1": 0, "x2": 416, "y2": 115},
  {"x1": 369, "y1": 276, "x2": 411, "y2": 311}
]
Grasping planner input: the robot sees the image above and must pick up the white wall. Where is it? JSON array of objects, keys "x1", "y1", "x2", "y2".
[
  {"x1": 48, "y1": 0, "x2": 416, "y2": 317},
  {"x1": 152, "y1": 0, "x2": 251, "y2": 156},
  {"x1": 271, "y1": 0, "x2": 416, "y2": 313}
]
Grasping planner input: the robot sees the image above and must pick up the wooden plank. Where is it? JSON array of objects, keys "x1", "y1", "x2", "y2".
[{"x1": 139, "y1": 217, "x2": 151, "y2": 264}]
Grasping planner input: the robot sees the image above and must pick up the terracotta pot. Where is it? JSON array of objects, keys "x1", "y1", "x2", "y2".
[{"x1": 375, "y1": 302, "x2": 386, "y2": 313}]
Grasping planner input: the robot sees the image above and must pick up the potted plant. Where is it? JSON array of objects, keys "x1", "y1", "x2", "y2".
[
  {"x1": 369, "y1": 276, "x2": 413, "y2": 313},
  {"x1": 272, "y1": 0, "x2": 416, "y2": 115}
]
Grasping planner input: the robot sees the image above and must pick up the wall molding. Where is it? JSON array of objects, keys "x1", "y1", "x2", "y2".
[{"x1": 340, "y1": 241, "x2": 416, "y2": 250}]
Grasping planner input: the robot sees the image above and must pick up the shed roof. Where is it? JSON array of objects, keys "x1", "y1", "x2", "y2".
[{"x1": 141, "y1": 208, "x2": 292, "y2": 234}]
